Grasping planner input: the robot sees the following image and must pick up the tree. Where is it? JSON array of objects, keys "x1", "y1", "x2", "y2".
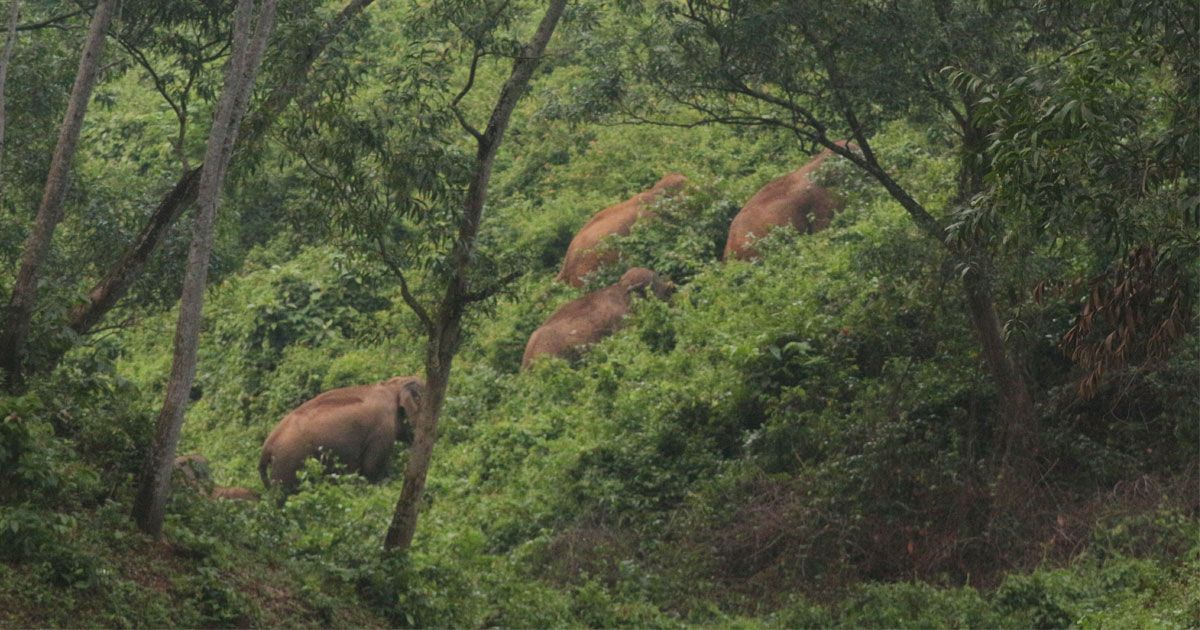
[
  {"x1": 383, "y1": 0, "x2": 569, "y2": 552},
  {"x1": 131, "y1": 0, "x2": 278, "y2": 538},
  {"x1": 0, "y1": 0, "x2": 118, "y2": 391},
  {"x1": 0, "y1": 0, "x2": 20, "y2": 188},
  {"x1": 52, "y1": 0, "x2": 375, "y2": 361},
  {"x1": 973, "y1": 0, "x2": 1198, "y2": 400},
  {"x1": 111, "y1": 1, "x2": 237, "y2": 178},
  {"x1": 609, "y1": 0, "x2": 1048, "y2": 482}
]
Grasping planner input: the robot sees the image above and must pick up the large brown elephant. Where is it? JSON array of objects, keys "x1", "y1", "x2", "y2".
[
  {"x1": 523, "y1": 267, "x2": 673, "y2": 369},
  {"x1": 557, "y1": 173, "x2": 687, "y2": 287},
  {"x1": 724, "y1": 142, "x2": 851, "y2": 261},
  {"x1": 259, "y1": 376, "x2": 424, "y2": 492}
]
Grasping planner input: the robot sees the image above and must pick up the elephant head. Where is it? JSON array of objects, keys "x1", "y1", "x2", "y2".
[{"x1": 619, "y1": 267, "x2": 675, "y2": 301}]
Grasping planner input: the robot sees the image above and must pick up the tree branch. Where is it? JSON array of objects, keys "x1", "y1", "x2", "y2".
[
  {"x1": 801, "y1": 26, "x2": 947, "y2": 242},
  {"x1": 450, "y1": 44, "x2": 485, "y2": 143},
  {"x1": 62, "y1": 0, "x2": 378, "y2": 343},
  {"x1": 112, "y1": 34, "x2": 184, "y2": 122},
  {"x1": 16, "y1": 8, "x2": 82, "y2": 32},
  {"x1": 375, "y1": 233, "x2": 434, "y2": 333}
]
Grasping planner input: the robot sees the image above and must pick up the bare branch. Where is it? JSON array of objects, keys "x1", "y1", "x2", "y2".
[
  {"x1": 453, "y1": 107, "x2": 484, "y2": 144},
  {"x1": 113, "y1": 35, "x2": 183, "y2": 121}
]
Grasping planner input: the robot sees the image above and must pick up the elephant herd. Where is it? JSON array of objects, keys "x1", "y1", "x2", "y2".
[
  {"x1": 179, "y1": 144, "x2": 849, "y2": 498},
  {"x1": 523, "y1": 142, "x2": 849, "y2": 369}
]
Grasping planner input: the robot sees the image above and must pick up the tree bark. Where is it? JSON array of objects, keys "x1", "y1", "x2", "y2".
[
  {"x1": 0, "y1": 0, "x2": 117, "y2": 391},
  {"x1": 0, "y1": 0, "x2": 21, "y2": 190},
  {"x1": 384, "y1": 0, "x2": 567, "y2": 552},
  {"x1": 961, "y1": 265, "x2": 1035, "y2": 461},
  {"x1": 384, "y1": 331, "x2": 456, "y2": 550},
  {"x1": 131, "y1": 0, "x2": 278, "y2": 538},
  {"x1": 62, "y1": 0, "x2": 375, "y2": 342}
]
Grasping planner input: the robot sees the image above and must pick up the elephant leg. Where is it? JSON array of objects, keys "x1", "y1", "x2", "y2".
[
  {"x1": 359, "y1": 437, "x2": 393, "y2": 484},
  {"x1": 270, "y1": 448, "x2": 306, "y2": 492}
]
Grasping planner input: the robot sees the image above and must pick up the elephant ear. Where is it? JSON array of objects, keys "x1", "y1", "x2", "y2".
[
  {"x1": 392, "y1": 380, "x2": 422, "y2": 444},
  {"x1": 400, "y1": 380, "x2": 423, "y2": 417}
]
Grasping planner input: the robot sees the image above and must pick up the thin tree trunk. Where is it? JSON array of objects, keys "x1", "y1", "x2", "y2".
[
  {"x1": 807, "y1": 36, "x2": 1041, "y2": 471},
  {"x1": 0, "y1": 0, "x2": 21, "y2": 190},
  {"x1": 384, "y1": 0, "x2": 568, "y2": 552},
  {"x1": 384, "y1": 338, "x2": 454, "y2": 550},
  {"x1": 954, "y1": 113, "x2": 1037, "y2": 477},
  {"x1": 131, "y1": 0, "x2": 277, "y2": 538},
  {"x1": 962, "y1": 266, "x2": 1035, "y2": 461},
  {"x1": 61, "y1": 0, "x2": 375, "y2": 345},
  {"x1": 175, "y1": 110, "x2": 188, "y2": 177},
  {"x1": 0, "y1": 0, "x2": 117, "y2": 391},
  {"x1": 953, "y1": 113, "x2": 1039, "y2": 498}
]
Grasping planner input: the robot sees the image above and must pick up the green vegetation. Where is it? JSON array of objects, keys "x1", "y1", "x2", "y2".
[{"x1": 1, "y1": 0, "x2": 1196, "y2": 627}]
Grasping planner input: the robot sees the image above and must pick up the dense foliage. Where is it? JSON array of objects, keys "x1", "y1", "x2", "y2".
[{"x1": 1, "y1": 0, "x2": 1196, "y2": 626}]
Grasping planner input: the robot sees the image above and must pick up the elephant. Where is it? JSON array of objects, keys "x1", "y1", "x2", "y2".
[
  {"x1": 523, "y1": 267, "x2": 674, "y2": 369},
  {"x1": 723, "y1": 142, "x2": 852, "y2": 261},
  {"x1": 557, "y1": 173, "x2": 687, "y2": 287},
  {"x1": 259, "y1": 376, "x2": 424, "y2": 492},
  {"x1": 212, "y1": 486, "x2": 259, "y2": 501}
]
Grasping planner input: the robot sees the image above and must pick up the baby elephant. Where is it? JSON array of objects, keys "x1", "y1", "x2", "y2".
[
  {"x1": 523, "y1": 268, "x2": 673, "y2": 369},
  {"x1": 259, "y1": 376, "x2": 424, "y2": 492}
]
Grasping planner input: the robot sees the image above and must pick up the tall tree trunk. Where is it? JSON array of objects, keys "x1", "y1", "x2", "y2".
[
  {"x1": 131, "y1": 0, "x2": 278, "y2": 538},
  {"x1": 0, "y1": 0, "x2": 21, "y2": 190},
  {"x1": 384, "y1": 0, "x2": 568, "y2": 552},
  {"x1": 0, "y1": 0, "x2": 117, "y2": 391},
  {"x1": 60, "y1": 0, "x2": 375, "y2": 346}
]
